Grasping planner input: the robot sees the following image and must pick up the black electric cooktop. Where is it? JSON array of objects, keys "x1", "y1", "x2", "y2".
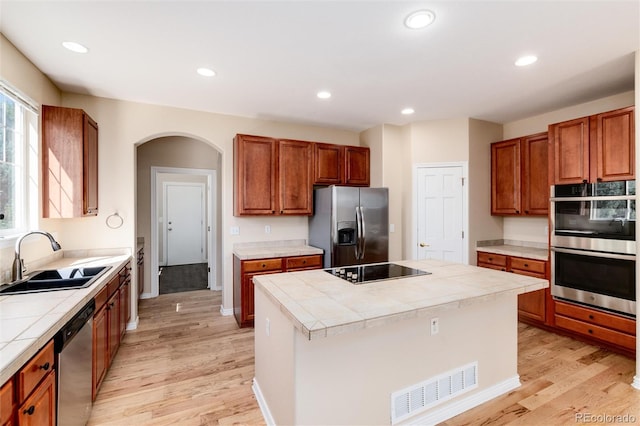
[{"x1": 325, "y1": 263, "x2": 430, "y2": 284}]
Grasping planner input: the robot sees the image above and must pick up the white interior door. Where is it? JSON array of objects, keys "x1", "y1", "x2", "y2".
[
  {"x1": 165, "y1": 183, "x2": 205, "y2": 266},
  {"x1": 416, "y1": 165, "x2": 465, "y2": 262}
]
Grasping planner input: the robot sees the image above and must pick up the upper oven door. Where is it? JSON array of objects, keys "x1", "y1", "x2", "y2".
[{"x1": 551, "y1": 180, "x2": 636, "y2": 252}]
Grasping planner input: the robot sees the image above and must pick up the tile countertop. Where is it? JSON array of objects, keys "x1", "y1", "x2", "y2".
[
  {"x1": 233, "y1": 239, "x2": 323, "y2": 260},
  {"x1": 0, "y1": 251, "x2": 132, "y2": 385},
  {"x1": 476, "y1": 244, "x2": 549, "y2": 261},
  {"x1": 253, "y1": 258, "x2": 548, "y2": 340}
]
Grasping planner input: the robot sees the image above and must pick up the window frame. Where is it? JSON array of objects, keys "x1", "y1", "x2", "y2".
[{"x1": 0, "y1": 80, "x2": 39, "y2": 247}]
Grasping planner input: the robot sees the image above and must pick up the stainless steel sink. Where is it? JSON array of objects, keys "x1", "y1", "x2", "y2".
[{"x1": 0, "y1": 266, "x2": 111, "y2": 294}]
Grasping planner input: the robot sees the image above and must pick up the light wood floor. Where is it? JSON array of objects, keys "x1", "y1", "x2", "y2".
[{"x1": 88, "y1": 290, "x2": 639, "y2": 425}]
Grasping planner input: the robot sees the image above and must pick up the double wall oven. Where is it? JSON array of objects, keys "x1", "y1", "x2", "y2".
[{"x1": 550, "y1": 180, "x2": 636, "y2": 317}]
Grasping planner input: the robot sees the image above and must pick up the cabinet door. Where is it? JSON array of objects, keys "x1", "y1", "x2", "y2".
[
  {"x1": 313, "y1": 143, "x2": 343, "y2": 184},
  {"x1": 344, "y1": 146, "x2": 370, "y2": 186},
  {"x1": 278, "y1": 139, "x2": 313, "y2": 215},
  {"x1": 594, "y1": 106, "x2": 635, "y2": 182},
  {"x1": 119, "y1": 280, "x2": 130, "y2": 339},
  {"x1": 491, "y1": 139, "x2": 521, "y2": 214},
  {"x1": 1, "y1": 378, "x2": 14, "y2": 425},
  {"x1": 107, "y1": 292, "x2": 120, "y2": 365},
  {"x1": 234, "y1": 134, "x2": 277, "y2": 215},
  {"x1": 83, "y1": 114, "x2": 99, "y2": 215},
  {"x1": 551, "y1": 116, "x2": 590, "y2": 184},
  {"x1": 242, "y1": 270, "x2": 281, "y2": 327},
  {"x1": 521, "y1": 133, "x2": 549, "y2": 215},
  {"x1": 92, "y1": 306, "x2": 108, "y2": 400},
  {"x1": 17, "y1": 371, "x2": 55, "y2": 426}
]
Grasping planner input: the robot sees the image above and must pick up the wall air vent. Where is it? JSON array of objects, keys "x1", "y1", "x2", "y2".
[{"x1": 391, "y1": 362, "x2": 478, "y2": 424}]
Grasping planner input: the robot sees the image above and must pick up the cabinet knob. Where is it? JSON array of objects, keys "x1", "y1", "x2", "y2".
[
  {"x1": 515, "y1": 210, "x2": 520, "y2": 214},
  {"x1": 262, "y1": 263, "x2": 266, "y2": 268},
  {"x1": 39, "y1": 362, "x2": 50, "y2": 371},
  {"x1": 524, "y1": 210, "x2": 529, "y2": 214},
  {"x1": 597, "y1": 178, "x2": 603, "y2": 182},
  {"x1": 589, "y1": 314, "x2": 594, "y2": 320},
  {"x1": 524, "y1": 263, "x2": 529, "y2": 267},
  {"x1": 583, "y1": 179, "x2": 588, "y2": 184},
  {"x1": 23, "y1": 406, "x2": 35, "y2": 416},
  {"x1": 588, "y1": 329, "x2": 594, "y2": 334}
]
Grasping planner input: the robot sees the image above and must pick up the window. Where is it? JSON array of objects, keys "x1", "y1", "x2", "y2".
[{"x1": 0, "y1": 82, "x2": 38, "y2": 239}]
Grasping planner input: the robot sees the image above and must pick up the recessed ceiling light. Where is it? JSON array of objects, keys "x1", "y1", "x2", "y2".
[
  {"x1": 197, "y1": 67, "x2": 216, "y2": 77},
  {"x1": 317, "y1": 91, "x2": 331, "y2": 99},
  {"x1": 404, "y1": 10, "x2": 436, "y2": 29},
  {"x1": 401, "y1": 108, "x2": 415, "y2": 115},
  {"x1": 62, "y1": 41, "x2": 89, "y2": 54},
  {"x1": 515, "y1": 55, "x2": 538, "y2": 67}
]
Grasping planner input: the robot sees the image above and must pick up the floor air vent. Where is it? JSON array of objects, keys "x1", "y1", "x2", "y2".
[{"x1": 391, "y1": 362, "x2": 478, "y2": 424}]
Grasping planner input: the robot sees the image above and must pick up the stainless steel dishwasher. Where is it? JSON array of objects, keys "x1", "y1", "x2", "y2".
[{"x1": 55, "y1": 299, "x2": 95, "y2": 426}]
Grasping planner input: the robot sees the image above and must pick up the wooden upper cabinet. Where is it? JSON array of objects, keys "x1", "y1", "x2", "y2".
[
  {"x1": 234, "y1": 134, "x2": 277, "y2": 215},
  {"x1": 491, "y1": 138, "x2": 521, "y2": 215},
  {"x1": 491, "y1": 133, "x2": 549, "y2": 216},
  {"x1": 550, "y1": 106, "x2": 634, "y2": 184},
  {"x1": 313, "y1": 143, "x2": 343, "y2": 184},
  {"x1": 594, "y1": 106, "x2": 635, "y2": 182},
  {"x1": 521, "y1": 132, "x2": 549, "y2": 215},
  {"x1": 278, "y1": 139, "x2": 313, "y2": 215},
  {"x1": 344, "y1": 145, "x2": 370, "y2": 186},
  {"x1": 234, "y1": 135, "x2": 313, "y2": 216},
  {"x1": 42, "y1": 105, "x2": 99, "y2": 218}
]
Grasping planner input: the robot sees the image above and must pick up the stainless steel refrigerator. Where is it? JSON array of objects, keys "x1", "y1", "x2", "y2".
[{"x1": 309, "y1": 186, "x2": 389, "y2": 268}]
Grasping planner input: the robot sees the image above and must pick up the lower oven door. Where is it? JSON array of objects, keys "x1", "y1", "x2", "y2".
[{"x1": 551, "y1": 247, "x2": 636, "y2": 317}]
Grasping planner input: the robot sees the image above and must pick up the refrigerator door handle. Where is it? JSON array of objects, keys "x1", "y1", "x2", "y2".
[
  {"x1": 359, "y1": 206, "x2": 366, "y2": 260},
  {"x1": 355, "y1": 206, "x2": 362, "y2": 259}
]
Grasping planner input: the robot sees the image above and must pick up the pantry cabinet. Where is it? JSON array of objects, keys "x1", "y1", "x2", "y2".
[
  {"x1": 477, "y1": 252, "x2": 549, "y2": 324},
  {"x1": 550, "y1": 105, "x2": 634, "y2": 184},
  {"x1": 233, "y1": 254, "x2": 323, "y2": 328},
  {"x1": 42, "y1": 105, "x2": 99, "y2": 218},
  {"x1": 491, "y1": 132, "x2": 548, "y2": 216}
]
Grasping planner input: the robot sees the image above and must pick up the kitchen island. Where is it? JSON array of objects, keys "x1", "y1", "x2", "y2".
[{"x1": 252, "y1": 259, "x2": 548, "y2": 425}]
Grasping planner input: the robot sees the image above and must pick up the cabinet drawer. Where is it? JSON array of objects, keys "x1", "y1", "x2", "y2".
[
  {"x1": 555, "y1": 301, "x2": 635, "y2": 335},
  {"x1": 555, "y1": 315, "x2": 635, "y2": 350},
  {"x1": 94, "y1": 284, "x2": 108, "y2": 311},
  {"x1": 107, "y1": 275, "x2": 120, "y2": 297},
  {"x1": 477, "y1": 262, "x2": 506, "y2": 272},
  {"x1": 477, "y1": 252, "x2": 507, "y2": 267},
  {"x1": 510, "y1": 257, "x2": 546, "y2": 275},
  {"x1": 243, "y1": 258, "x2": 283, "y2": 273},
  {"x1": 17, "y1": 340, "x2": 54, "y2": 402},
  {"x1": 1, "y1": 378, "x2": 14, "y2": 424},
  {"x1": 285, "y1": 255, "x2": 322, "y2": 270}
]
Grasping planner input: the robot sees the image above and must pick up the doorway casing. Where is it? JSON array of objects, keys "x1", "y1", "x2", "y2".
[{"x1": 149, "y1": 166, "x2": 217, "y2": 298}]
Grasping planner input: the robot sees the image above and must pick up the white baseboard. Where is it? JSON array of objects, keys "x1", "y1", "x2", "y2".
[
  {"x1": 407, "y1": 375, "x2": 521, "y2": 425},
  {"x1": 139, "y1": 292, "x2": 154, "y2": 299},
  {"x1": 126, "y1": 316, "x2": 139, "y2": 331},
  {"x1": 632, "y1": 375, "x2": 640, "y2": 390},
  {"x1": 220, "y1": 305, "x2": 233, "y2": 316},
  {"x1": 252, "y1": 378, "x2": 275, "y2": 426}
]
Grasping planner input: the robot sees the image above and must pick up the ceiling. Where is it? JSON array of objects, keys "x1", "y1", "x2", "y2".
[{"x1": 0, "y1": 1, "x2": 638, "y2": 132}]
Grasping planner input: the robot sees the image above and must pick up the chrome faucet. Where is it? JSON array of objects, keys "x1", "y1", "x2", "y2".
[{"x1": 13, "y1": 231, "x2": 62, "y2": 281}]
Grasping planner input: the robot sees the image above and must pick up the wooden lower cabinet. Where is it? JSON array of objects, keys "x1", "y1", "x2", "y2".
[
  {"x1": 554, "y1": 300, "x2": 635, "y2": 353},
  {"x1": 477, "y1": 252, "x2": 549, "y2": 325},
  {"x1": 0, "y1": 340, "x2": 56, "y2": 425},
  {"x1": 234, "y1": 254, "x2": 323, "y2": 328},
  {"x1": 92, "y1": 261, "x2": 132, "y2": 400}
]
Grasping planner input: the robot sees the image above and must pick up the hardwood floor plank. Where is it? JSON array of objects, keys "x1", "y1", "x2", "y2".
[{"x1": 89, "y1": 290, "x2": 639, "y2": 425}]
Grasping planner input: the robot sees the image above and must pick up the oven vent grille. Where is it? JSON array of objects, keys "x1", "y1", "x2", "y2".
[{"x1": 390, "y1": 362, "x2": 478, "y2": 424}]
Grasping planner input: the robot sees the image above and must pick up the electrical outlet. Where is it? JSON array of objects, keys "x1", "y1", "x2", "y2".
[
  {"x1": 430, "y1": 317, "x2": 439, "y2": 335},
  {"x1": 266, "y1": 318, "x2": 270, "y2": 336},
  {"x1": 265, "y1": 225, "x2": 271, "y2": 234},
  {"x1": 230, "y1": 226, "x2": 240, "y2": 235}
]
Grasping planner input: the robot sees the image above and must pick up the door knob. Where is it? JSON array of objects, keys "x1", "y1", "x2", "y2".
[
  {"x1": 419, "y1": 243, "x2": 430, "y2": 247},
  {"x1": 168, "y1": 227, "x2": 173, "y2": 231}
]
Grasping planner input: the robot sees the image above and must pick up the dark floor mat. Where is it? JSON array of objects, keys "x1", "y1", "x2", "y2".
[{"x1": 159, "y1": 263, "x2": 208, "y2": 294}]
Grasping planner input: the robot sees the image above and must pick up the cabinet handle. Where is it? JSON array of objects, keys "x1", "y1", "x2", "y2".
[
  {"x1": 588, "y1": 329, "x2": 594, "y2": 334},
  {"x1": 261, "y1": 263, "x2": 266, "y2": 268},
  {"x1": 524, "y1": 263, "x2": 529, "y2": 267},
  {"x1": 23, "y1": 406, "x2": 35, "y2": 416},
  {"x1": 583, "y1": 179, "x2": 588, "y2": 184},
  {"x1": 589, "y1": 314, "x2": 594, "y2": 320},
  {"x1": 524, "y1": 210, "x2": 529, "y2": 214},
  {"x1": 515, "y1": 210, "x2": 520, "y2": 214},
  {"x1": 597, "y1": 177, "x2": 603, "y2": 182},
  {"x1": 488, "y1": 257, "x2": 493, "y2": 261},
  {"x1": 302, "y1": 260, "x2": 306, "y2": 264},
  {"x1": 39, "y1": 362, "x2": 50, "y2": 371}
]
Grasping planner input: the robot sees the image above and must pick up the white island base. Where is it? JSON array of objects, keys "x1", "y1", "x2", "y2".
[
  {"x1": 252, "y1": 260, "x2": 547, "y2": 425},
  {"x1": 254, "y1": 289, "x2": 521, "y2": 425}
]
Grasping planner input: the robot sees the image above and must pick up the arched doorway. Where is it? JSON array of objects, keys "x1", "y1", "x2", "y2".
[{"x1": 135, "y1": 135, "x2": 222, "y2": 297}]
